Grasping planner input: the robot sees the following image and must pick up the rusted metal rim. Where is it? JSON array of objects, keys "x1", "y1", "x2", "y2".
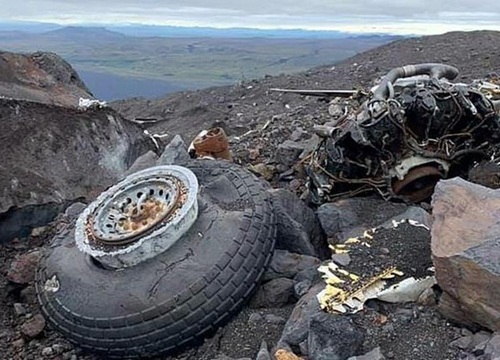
[
  {"x1": 75, "y1": 166, "x2": 199, "y2": 269},
  {"x1": 392, "y1": 165, "x2": 444, "y2": 202},
  {"x1": 89, "y1": 177, "x2": 184, "y2": 246}
]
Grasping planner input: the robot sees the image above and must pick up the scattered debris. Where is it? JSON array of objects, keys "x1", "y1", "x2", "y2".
[
  {"x1": 376, "y1": 276, "x2": 436, "y2": 303},
  {"x1": 189, "y1": 127, "x2": 232, "y2": 160},
  {"x1": 318, "y1": 219, "x2": 433, "y2": 314},
  {"x1": 78, "y1": 97, "x2": 106, "y2": 109}
]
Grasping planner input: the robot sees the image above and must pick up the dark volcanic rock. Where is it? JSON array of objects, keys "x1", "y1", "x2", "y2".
[
  {"x1": 308, "y1": 313, "x2": 365, "y2": 360},
  {"x1": 274, "y1": 140, "x2": 306, "y2": 168},
  {"x1": 269, "y1": 189, "x2": 327, "y2": 258},
  {"x1": 317, "y1": 197, "x2": 408, "y2": 239},
  {"x1": 263, "y1": 250, "x2": 320, "y2": 281},
  {"x1": 0, "y1": 99, "x2": 151, "y2": 242},
  {"x1": 250, "y1": 278, "x2": 295, "y2": 308},
  {"x1": 278, "y1": 283, "x2": 324, "y2": 349},
  {"x1": 0, "y1": 51, "x2": 93, "y2": 107}
]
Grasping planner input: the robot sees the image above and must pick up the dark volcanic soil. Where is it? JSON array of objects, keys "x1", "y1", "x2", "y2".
[{"x1": 3, "y1": 30, "x2": 500, "y2": 360}]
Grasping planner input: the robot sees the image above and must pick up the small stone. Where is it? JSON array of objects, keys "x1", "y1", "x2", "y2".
[
  {"x1": 308, "y1": 312, "x2": 365, "y2": 360},
  {"x1": 450, "y1": 336, "x2": 473, "y2": 350},
  {"x1": 62, "y1": 352, "x2": 75, "y2": 360},
  {"x1": 42, "y1": 347, "x2": 54, "y2": 356},
  {"x1": 380, "y1": 247, "x2": 390, "y2": 255},
  {"x1": 331, "y1": 253, "x2": 351, "y2": 266},
  {"x1": 275, "y1": 140, "x2": 306, "y2": 168},
  {"x1": 249, "y1": 163, "x2": 274, "y2": 181},
  {"x1": 13, "y1": 303, "x2": 27, "y2": 316},
  {"x1": 52, "y1": 343, "x2": 65, "y2": 354},
  {"x1": 248, "y1": 148, "x2": 260, "y2": 161},
  {"x1": 294, "y1": 280, "x2": 312, "y2": 298},
  {"x1": 20, "y1": 286, "x2": 37, "y2": 304},
  {"x1": 12, "y1": 338, "x2": 25, "y2": 348},
  {"x1": 64, "y1": 202, "x2": 87, "y2": 221},
  {"x1": 288, "y1": 179, "x2": 301, "y2": 192},
  {"x1": 20, "y1": 314, "x2": 46, "y2": 338},
  {"x1": 348, "y1": 347, "x2": 385, "y2": 360},
  {"x1": 250, "y1": 278, "x2": 295, "y2": 308},
  {"x1": 264, "y1": 314, "x2": 286, "y2": 324},
  {"x1": 256, "y1": 341, "x2": 271, "y2": 360},
  {"x1": 290, "y1": 128, "x2": 308, "y2": 142},
  {"x1": 30, "y1": 226, "x2": 47, "y2": 237},
  {"x1": 7, "y1": 251, "x2": 42, "y2": 284},
  {"x1": 328, "y1": 104, "x2": 344, "y2": 117},
  {"x1": 248, "y1": 312, "x2": 263, "y2": 324}
]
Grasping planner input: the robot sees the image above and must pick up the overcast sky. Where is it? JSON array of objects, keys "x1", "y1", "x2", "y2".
[{"x1": 1, "y1": 0, "x2": 500, "y2": 35}]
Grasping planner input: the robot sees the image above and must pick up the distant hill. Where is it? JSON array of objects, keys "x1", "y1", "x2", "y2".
[
  {"x1": 107, "y1": 24, "x2": 374, "y2": 39},
  {"x1": 44, "y1": 26, "x2": 127, "y2": 41},
  {"x1": 0, "y1": 24, "x2": 401, "y2": 100}
]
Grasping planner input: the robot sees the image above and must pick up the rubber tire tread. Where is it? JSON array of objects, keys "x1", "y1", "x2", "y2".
[{"x1": 35, "y1": 160, "x2": 276, "y2": 359}]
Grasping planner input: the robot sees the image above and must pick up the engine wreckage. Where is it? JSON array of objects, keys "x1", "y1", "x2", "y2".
[{"x1": 299, "y1": 63, "x2": 500, "y2": 203}]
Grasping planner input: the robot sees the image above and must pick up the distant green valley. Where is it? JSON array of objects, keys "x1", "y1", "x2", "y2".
[{"x1": 0, "y1": 26, "x2": 400, "y2": 100}]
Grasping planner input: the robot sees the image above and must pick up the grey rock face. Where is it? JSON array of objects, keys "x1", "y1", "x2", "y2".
[
  {"x1": 432, "y1": 178, "x2": 500, "y2": 330},
  {"x1": 0, "y1": 99, "x2": 151, "y2": 242}
]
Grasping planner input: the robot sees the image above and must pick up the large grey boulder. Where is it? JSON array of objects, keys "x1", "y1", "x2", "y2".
[
  {"x1": 431, "y1": 177, "x2": 500, "y2": 330},
  {"x1": 0, "y1": 98, "x2": 151, "y2": 242}
]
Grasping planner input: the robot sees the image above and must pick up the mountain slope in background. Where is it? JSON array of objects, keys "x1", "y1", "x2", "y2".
[
  {"x1": 111, "y1": 30, "x2": 500, "y2": 146},
  {"x1": 0, "y1": 26, "x2": 400, "y2": 100}
]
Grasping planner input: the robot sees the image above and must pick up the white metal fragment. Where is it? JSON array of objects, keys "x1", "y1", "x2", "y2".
[{"x1": 376, "y1": 276, "x2": 436, "y2": 303}]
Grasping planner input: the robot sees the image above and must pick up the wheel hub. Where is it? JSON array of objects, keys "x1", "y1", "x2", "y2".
[
  {"x1": 75, "y1": 166, "x2": 199, "y2": 269},
  {"x1": 90, "y1": 177, "x2": 185, "y2": 246}
]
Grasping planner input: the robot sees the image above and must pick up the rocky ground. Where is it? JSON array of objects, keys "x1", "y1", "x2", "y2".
[{"x1": 2, "y1": 30, "x2": 500, "y2": 360}]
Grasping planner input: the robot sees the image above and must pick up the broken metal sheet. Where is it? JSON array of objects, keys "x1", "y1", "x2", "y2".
[
  {"x1": 269, "y1": 88, "x2": 358, "y2": 98},
  {"x1": 376, "y1": 276, "x2": 437, "y2": 303},
  {"x1": 318, "y1": 218, "x2": 431, "y2": 314}
]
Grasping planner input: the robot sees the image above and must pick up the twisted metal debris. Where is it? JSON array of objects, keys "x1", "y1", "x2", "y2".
[{"x1": 301, "y1": 63, "x2": 500, "y2": 203}]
